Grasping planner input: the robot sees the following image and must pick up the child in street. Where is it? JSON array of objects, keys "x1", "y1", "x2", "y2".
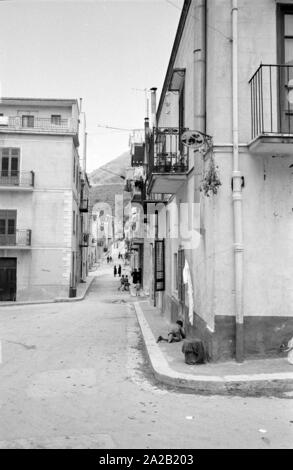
[{"x1": 157, "y1": 320, "x2": 186, "y2": 343}]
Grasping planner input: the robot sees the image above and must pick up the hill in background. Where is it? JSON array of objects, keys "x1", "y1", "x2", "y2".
[
  {"x1": 89, "y1": 151, "x2": 131, "y2": 186},
  {"x1": 89, "y1": 151, "x2": 131, "y2": 212}
]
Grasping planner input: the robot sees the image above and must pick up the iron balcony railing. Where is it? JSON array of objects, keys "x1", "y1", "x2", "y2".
[
  {"x1": 149, "y1": 127, "x2": 189, "y2": 174},
  {"x1": 0, "y1": 116, "x2": 78, "y2": 134},
  {"x1": 0, "y1": 171, "x2": 35, "y2": 187},
  {"x1": 249, "y1": 64, "x2": 293, "y2": 140},
  {"x1": 0, "y1": 229, "x2": 32, "y2": 247}
]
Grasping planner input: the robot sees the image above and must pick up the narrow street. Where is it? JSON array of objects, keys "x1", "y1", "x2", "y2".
[{"x1": 0, "y1": 266, "x2": 292, "y2": 449}]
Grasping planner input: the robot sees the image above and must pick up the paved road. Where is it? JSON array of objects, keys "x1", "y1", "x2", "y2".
[{"x1": 0, "y1": 268, "x2": 292, "y2": 449}]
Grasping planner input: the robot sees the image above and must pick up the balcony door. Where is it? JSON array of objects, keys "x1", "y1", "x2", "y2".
[
  {"x1": 0, "y1": 148, "x2": 20, "y2": 185},
  {"x1": 278, "y1": 6, "x2": 293, "y2": 132},
  {"x1": 0, "y1": 210, "x2": 17, "y2": 246}
]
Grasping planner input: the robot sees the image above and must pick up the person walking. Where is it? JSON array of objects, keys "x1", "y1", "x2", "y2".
[
  {"x1": 131, "y1": 268, "x2": 138, "y2": 285},
  {"x1": 113, "y1": 265, "x2": 117, "y2": 277},
  {"x1": 118, "y1": 265, "x2": 122, "y2": 277}
]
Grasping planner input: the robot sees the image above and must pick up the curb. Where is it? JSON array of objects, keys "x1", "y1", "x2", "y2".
[
  {"x1": 0, "y1": 276, "x2": 96, "y2": 308},
  {"x1": 134, "y1": 302, "x2": 293, "y2": 395}
]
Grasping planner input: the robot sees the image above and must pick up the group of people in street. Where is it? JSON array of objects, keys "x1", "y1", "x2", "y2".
[
  {"x1": 119, "y1": 275, "x2": 130, "y2": 292},
  {"x1": 106, "y1": 256, "x2": 113, "y2": 264},
  {"x1": 113, "y1": 264, "x2": 122, "y2": 277},
  {"x1": 113, "y1": 265, "x2": 142, "y2": 296}
]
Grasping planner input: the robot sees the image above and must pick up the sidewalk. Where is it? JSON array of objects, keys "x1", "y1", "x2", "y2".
[
  {"x1": 133, "y1": 300, "x2": 293, "y2": 396},
  {"x1": 0, "y1": 268, "x2": 100, "y2": 308}
]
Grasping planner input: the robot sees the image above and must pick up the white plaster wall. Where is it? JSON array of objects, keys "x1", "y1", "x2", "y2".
[
  {"x1": 0, "y1": 130, "x2": 80, "y2": 300},
  {"x1": 155, "y1": 0, "x2": 293, "y2": 328}
]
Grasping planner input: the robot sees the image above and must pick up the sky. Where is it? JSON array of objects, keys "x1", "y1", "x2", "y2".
[{"x1": 0, "y1": 0, "x2": 183, "y2": 172}]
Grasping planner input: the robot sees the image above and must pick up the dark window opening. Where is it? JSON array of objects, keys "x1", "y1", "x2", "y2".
[
  {"x1": 51, "y1": 114, "x2": 61, "y2": 125},
  {"x1": 22, "y1": 115, "x2": 34, "y2": 128}
]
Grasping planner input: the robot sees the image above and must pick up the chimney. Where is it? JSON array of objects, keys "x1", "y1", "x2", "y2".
[
  {"x1": 144, "y1": 117, "x2": 150, "y2": 169},
  {"x1": 150, "y1": 87, "x2": 157, "y2": 129}
]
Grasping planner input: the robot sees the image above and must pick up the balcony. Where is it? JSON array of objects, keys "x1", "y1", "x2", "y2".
[
  {"x1": 0, "y1": 116, "x2": 79, "y2": 144},
  {"x1": 148, "y1": 127, "x2": 189, "y2": 194},
  {"x1": 249, "y1": 64, "x2": 293, "y2": 156},
  {"x1": 0, "y1": 229, "x2": 32, "y2": 249},
  {"x1": 0, "y1": 171, "x2": 35, "y2": 190},
  {"x1": 79, "y1": 198, "x2": 89, "y2": 212}
]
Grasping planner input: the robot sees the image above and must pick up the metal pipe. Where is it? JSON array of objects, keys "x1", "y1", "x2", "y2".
[
  {"x1": 193, "y1": 0, "x2": 206, "y2": 134},
  {"x1": 150, "y1": 87, "x2": 157, "y2": 129},
  {"x1": 232, "y1": 0, "x2": 244, "y2": 362},
  {"x1": 144, "y1": 117, "x2": 149, "y2": 171},
  {"x1": 154, "y1": 210, "x2": 159, "y2": 307}
]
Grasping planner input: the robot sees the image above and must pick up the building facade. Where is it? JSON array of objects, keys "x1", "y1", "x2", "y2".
[
  {"x1": 129, "y1": 0, "x2": 293, "y2": 361},
  {"x1": 0, "y1": 97, "x2": 89, "y2": 301}
]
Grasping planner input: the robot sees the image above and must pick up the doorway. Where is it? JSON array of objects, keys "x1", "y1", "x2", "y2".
[
  {"x1": 0, "y1": 258, "x2": 17, "y2": 301},
  {"x1": 278, "y1": 5, "x2": 293, "y2": 132}
]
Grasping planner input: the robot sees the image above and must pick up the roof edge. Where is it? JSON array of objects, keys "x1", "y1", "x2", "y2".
[{"x1": 156, "y1": 0, "x2": 192, "y2": 121}]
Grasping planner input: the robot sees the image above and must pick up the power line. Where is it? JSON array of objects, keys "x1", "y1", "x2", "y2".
[
  {"x1": 165, "y1": 0, "x2": 231, "y2": 42},
  {"x1": 97, "y1": 124, "x2": 144, "y2": 132},
  {"x1": 98, "y1": 167, "x2": 126, "y2": 180}
]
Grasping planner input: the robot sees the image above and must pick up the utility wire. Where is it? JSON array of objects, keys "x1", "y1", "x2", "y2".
[
  {"x1": 97, "y1": 124, "x2": 144, "y2": 132},
  {"x1": 98, "y1": 166, "x2": 126, "y2": 180},
  {"x1": 165, "y1": 0, "x2": 231, "y2": 42}
]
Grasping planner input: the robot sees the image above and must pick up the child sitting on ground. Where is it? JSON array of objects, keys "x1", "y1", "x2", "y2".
[{"x1": 157, "y1": 320, "x2": 186, "y2": 344}]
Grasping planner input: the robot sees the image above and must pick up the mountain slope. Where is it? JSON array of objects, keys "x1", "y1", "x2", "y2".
[
  {"x1": 89, "y1": 151, "x2": 131, "y2": 186},
  {"x1": 89, "y1": 151, "x2": 131, "y2": 212}
]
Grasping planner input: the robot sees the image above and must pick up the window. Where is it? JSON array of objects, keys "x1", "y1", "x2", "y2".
[
  {"x1": 51, "y1": 114, "x2": 61, "y2": 125},
  {"x1": 0, "y1": 219, "x2": 5, "y2": 234},
  {"x1": 8, "y1": 219, "x2": 15, "y2": 235},
  {"x1": 278, "y1": 5, "x2": 293, "y2": 65},
  {"x1": 0, "y1": 148, "x2": 19, "y2": 179},
  {"x1": 73, "y1": 157, "x2": 76, "y2": 182},
  {"x1": 0, "y1": 210, "x2": 17, "y2": 245},
  {"x1": 22, "y1": 115, "x2": 34, "y2": 128},
  {"x1": 277, "y1": 5, "x2": 293, "y2": 130}
]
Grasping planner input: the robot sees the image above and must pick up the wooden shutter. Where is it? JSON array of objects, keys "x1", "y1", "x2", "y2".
[{"x1": 155, "y1": 239, "x2": 165, "y2": 292}]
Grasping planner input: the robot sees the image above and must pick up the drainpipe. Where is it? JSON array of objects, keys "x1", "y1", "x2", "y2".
[
  {"x1": 144, "y1": 117, "x2": 149, "y2": 175},
  {"x1": 193, "y1": 0, "x2": 206, "y2": 134},
  {"x1": 150, "y1": 88, "x2": 158, "y2": 307},
  {"x1": 154, "y1": 210, "x2": 159, "y2": 307},
  {"x1": 232, "y1": 0, "x2": 244, "y2": 362}
]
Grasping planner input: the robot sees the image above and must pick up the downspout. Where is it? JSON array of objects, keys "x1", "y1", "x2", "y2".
[
  {"x1": 232, "y1": 0, "x2": 244, "y2": 362},
  {"x1": 154, "y1": 210, "x2": 159, "y2": 307},
  {"x1": 144, "y1": 117, "x2": 149, "y2": 176},
  {"x1": 193, "y1": 0, "x2": 206, "y2": 134},
  {"x1": 150, "y1": 88, "x2": 158, "y2": 307}
]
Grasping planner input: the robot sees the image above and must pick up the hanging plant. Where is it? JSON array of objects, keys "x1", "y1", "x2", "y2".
[{"x1": 200, "y1": 155, "x2": 222, "y2": 197}]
